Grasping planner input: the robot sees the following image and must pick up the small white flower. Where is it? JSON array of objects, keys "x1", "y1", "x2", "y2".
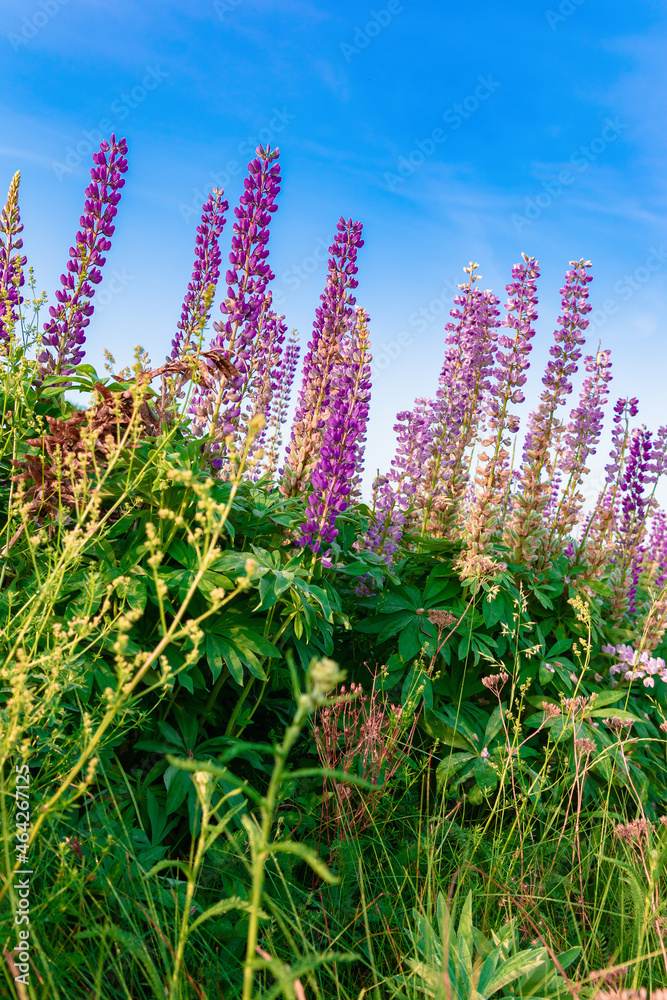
[{"x1": 480, "y1": 747, "x2": 490, "y2": 758}]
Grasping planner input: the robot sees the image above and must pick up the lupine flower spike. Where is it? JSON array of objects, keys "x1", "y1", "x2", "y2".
[
  {"x1": 299, "y1": 307, "x2": 372, "y2": 564},
  {"x1": 190, "y1": 146, "x2": 280, "y2": 465},
  {"x1": 458, "y1": 254, "x2": 540, "y2": 579},
  {"x1": 170, "y1": 188, "x2": 228, "y2": 360},
  {"x1": 0, "y1": 171, "x2": 27, "y2": 351},
  {"x1": 282, "y1": 217, "x2": 364, "y2": 496},
  {"x1": 37, "y1": 134, "x2": 128, "y2": 380},
  {"x1": 504, "y1": 258, "x2": 592, "y2": 569}
]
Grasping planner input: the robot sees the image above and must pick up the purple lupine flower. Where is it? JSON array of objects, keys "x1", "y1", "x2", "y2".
[
  {"x1": 364, "y1": 401, "x2": 434, "y2": 567},
  {"x1": 505, "y1": 259, "x2": 592, "y2": 568},
  {"x1": 0, "y1": 171, "x2": 26, "y2": 349},
  {"x1": 605, "y1": 397, "x2": 639, "y2": 485},
  {"x1": 170, "y1": 188, "x2": 228, "y2": 359},
  {"x1": 602, "y1": 641, "x2": 667, "y2": 687},
  {"x1": 648, "y1": 509, "x2": 667, "y2": 590},
  {"x1": 298, "y1": 314, "x2": 372, "y2": 561},
  {"x1": 619, "y1": 427, "x2": 654, "y2": 547},
  {"x1": 190, "y1": 146, "x2": 280, "y2": 457},
  {"x1": 281, "y1": 217, "x2": 364, "y2": 496},
  {"x1": 37, "y1": 134, "x2": 128, "y2": 380}
]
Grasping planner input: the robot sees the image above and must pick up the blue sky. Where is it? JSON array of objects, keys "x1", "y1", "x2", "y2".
[{"x1": 2, "y1": 0, "x2": 666, "y2": 498}]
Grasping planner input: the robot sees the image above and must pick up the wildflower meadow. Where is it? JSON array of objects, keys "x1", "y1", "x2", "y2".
[{"x1": 3, "y1": 134, "x2": 667, "y2": 1000}]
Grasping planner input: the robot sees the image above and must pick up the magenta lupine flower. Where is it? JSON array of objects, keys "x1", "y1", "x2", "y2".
[
  {"x1": 364, "y1": 401, "x2": 434, "y2": 567},
  {"x1": 170, "y1": 189, "x2": 228, "y2": 360},
  {"x1": 505, "y1": 259, "x2": 592, "y2": 567},
  {"x1": 298, "y1": 316, "x2": 372, "y2": 562},
  {"x1": 0, "y1": 171, "x2": 26, "y2": 349},
  {"x1": 190, "y1": 146, "x2": 280, "y2": 455},
  {"x1": 37, "y1": 135, "x2": 128, "y2": 379},
  {"x1": 281, "y1": 217, "x2": 364, "y2": 496}
]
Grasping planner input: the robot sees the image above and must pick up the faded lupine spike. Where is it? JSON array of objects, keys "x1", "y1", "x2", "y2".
[
  {"x1": 0, "y1": 170, "x2": 27, "y2": 349},
  {"x1": 170, "y1": 188, "x2": 228, "y2": 360},
  {"x1": 281, "y1": 217, "x2": 364, "y2": 497},
  {"x1": 363, "y1": 401, "x2": 433, "y2": 568},
  {"x1": 457, "y1": 255, "x2": 540, "y2": 579},
  {"x1": 246, "y1": 308, "x2": 288, "y2": 478},
  {"x1": 419, "y1": 264, "x2": 501, "y2": 539},
  {"x1": 503, "y1": 258, "x2": 592, "y2": 569},
  {"x1": 37, "y1": 135, "x2": 128, "y2": 380}
]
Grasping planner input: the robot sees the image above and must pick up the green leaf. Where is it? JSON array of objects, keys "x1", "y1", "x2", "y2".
[
  {"x1": 483, "y1": 947, "x2": 550, "y2": 994},
  {"x1": 399, "y1": 618, "x2": 423, "y2": 661},
  {"x1": 474, "y1": 757, "x2": 498, "y2": 794},
  {"x1": 187, "y1": 897, "x2": 267, "y2": 936},
  {"x1": 436, "y1": 753, "x2": 476, "y2": 795},
  {"x1": 482, "y1": 593, "x2": 505, "y2": 628},
  {"x1": 422, "y1": 711, "x2": 475, "y2": 751},
  {"x1": 267, "y1": 840, "x2": 339, "y2": 884}
]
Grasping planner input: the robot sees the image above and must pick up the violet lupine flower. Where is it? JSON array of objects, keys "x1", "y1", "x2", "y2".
[
  {"x1": 281, "y1": 217, "x2": 364, "y2": 497},
  {"x1": 605, "y1": 397, "x2": 640, "y2": 485},
  {"x1": 607, "y1": 426, "x2": 655, "y2": 623},
  {"x1": 504, "y1": 259, "x2": 592, "y2": 568},
  {"x1": 298, "y1": 316, "x2": 372, "y2": 562},
  {"x1": 364, "y1": 402, "x2": 434, "y2": 568},
  {"x1": 577, "y1": 397, "x2": 640, "y2": 575},
  {"x1": 37, "y1": 135, "x2": 128, "y2": 380},
  {"x1": 648, "y1": 509, "x2": 667, "y2": 590},
  {"x1": 170, "y1": 189, "x2": 228, "y2": 360},
  {"x1": 0, "y1": 171, "x2": 26, "y2": 349},
  {"x1": 190, "y1": 146, "x2": 280, "y2": 455},
  {"x1": 602, "y1": 641, "x2": 667, "y2": 688}
]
